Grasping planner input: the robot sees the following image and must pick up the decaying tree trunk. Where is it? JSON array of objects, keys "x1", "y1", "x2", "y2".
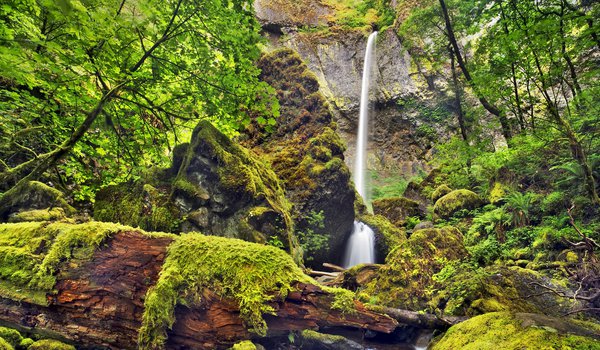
[{"x1": 0, "y1": 230, "x2": 398, "y2": 349}]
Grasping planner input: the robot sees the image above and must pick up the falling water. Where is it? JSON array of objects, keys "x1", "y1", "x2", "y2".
[{"x1": 343, "y1": 31, "x2": 378, "y2": 269}]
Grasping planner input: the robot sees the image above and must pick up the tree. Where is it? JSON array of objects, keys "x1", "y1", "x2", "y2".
[{"x1": 0, "y1": 0, "x2": 277, "y2": 200}]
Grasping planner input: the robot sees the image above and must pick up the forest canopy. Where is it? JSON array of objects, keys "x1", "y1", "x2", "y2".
[{"x1": 0, "y1": 0, "x2": 278, "y2": 201}]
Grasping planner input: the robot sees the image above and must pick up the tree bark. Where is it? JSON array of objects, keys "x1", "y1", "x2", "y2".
[
  {"x1": 0, "y1": 229, "x2": 398, "y2": 350},
  {"x1": 438, "y1": 0, "x2": 512, "y2": 142}
]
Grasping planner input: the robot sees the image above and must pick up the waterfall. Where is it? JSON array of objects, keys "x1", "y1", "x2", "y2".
[{"x1": 343, "y1": 31, "x2": 378, "y2": 269}]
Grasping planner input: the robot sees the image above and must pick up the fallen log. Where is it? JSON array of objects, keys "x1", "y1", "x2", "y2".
[
  {"x1": 0, "y1": 223, "x2": 398, "y2": 349},
  {"x1": 323, "y1": 263, "x2": 346, "y2": 272},
  {"x1": 367, "y1": 305, "x2": 468, "y2": 330}
]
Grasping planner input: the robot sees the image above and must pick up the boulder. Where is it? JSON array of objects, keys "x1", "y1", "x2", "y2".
[
  {"x1": 430, "y1": 312, "x2": 600, "y2": 350},
  {"x1": 431, "y1": 184, "x2": 452, "y2": 202},
  {"x1": 300, "y1": 330, "x2": 364, "y2": 350},
  {"x1": 0, "y1": 181, "x2": 75, "y2": 222},
  {"x1": 359, "y1": 214, "x2": 406, "y2": 261},
  {"x1": 365, "y1": 227, "x2": 467, "y2": 310},
  {"x1": 433, "y1": 189, "x2": 484, "y2": 219},
  {"x1": 372, "y1": 196, "x2": 424, "y2": 227}
]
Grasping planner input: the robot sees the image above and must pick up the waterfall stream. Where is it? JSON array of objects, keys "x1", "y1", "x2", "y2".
[{"x1": 343, "y1": 32, "x2": 378, "y2": 268}]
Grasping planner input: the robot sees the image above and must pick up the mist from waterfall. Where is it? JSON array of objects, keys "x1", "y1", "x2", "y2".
[{"x1": 343, "y1": 31, "x2": 377, "y2": 269}]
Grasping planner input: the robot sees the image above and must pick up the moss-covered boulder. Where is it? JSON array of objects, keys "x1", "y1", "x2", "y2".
[
  {"x1": 433, "y1": 189, "x2": 484, "y2": 219},
  {"x1": 94, "y1": 182, "x2": 180, "y2": 232},
  {"x1": 359, "y1": 214, "x2": 406, "y2": 261},
  {"x1": 27, "y1": 339, "x2": 75, "y2": 350},
  {"x1": 364, "y1": 226, "x2": 468, "y2": 310},
  {"x1": 429, "y1": 266, "x2": 580, "y2": 317},
  {"x1": 0, "y1": 181, "x2": 75, "y2": 222},
  {"x1": 172, "y1": 120, "x2": 298, "y2": 259},
  {"x1": 431, "y1": 184, "x2": 452, "y2": 202},
  {"x1": 230, "y1": 340, "x2": 258, "y2": 350},
  {"x1": 430, "y1": 312, "x2": 600, "y2": 350},
  {"x1": 300, "y1": 330, "x2": 364, "y2": 350},
  {"x1": 372, "y1": 196, "x2": 424, "y2": 227},
  {"x1": 244, "y1": 48, "x2": 356, "y2": 267}
]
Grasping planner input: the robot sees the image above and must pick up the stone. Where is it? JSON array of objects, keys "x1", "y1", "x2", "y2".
[
  {"x1": 300, "y1": 330, "x2": 365, "y2": 350},
  {"x1": 430, "y1": 312, "x2": 600, "y2": 350},
  {"x1": 372, "y1": 196, "x2": 424, "y2": 227},
  {"x1": 433, "y1": 189, "x2": 484, "y2": 219},
  {"x1": 364, "y1": 226, "x2": 467, "y2": 310}
]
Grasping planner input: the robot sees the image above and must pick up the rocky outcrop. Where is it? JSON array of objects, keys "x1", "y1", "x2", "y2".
[
  {"x1": 254, "y1": 0, "x2": 332, "y2": 30},
  {"x1": 94, "y1": 119, "x2": 300, "y2": 260},
  {"x1": 246, "y1": 48, "x2": 356, "y2": 267},
  {"x1": 372, "y1": 196, "x2": 424, "y2": 227},
  {"x1": 0, "y1": 181, "x2": 75, "y2": 222}
]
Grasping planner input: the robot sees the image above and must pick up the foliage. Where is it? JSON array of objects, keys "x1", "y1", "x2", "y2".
[
  {"x1": 0, "y1": 0, "x2": 278, "y2": 201},
  {"x1": 296, "y1": 210, "x2": 328, "y2": 262},
  {"x1": 27, "y1": 339, "x2": 75, "y2": 350},
  {"x1": 323, "y1": 0, "x2": 396, "y2": 30}
]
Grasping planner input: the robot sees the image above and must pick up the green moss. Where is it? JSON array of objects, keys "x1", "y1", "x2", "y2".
[
  {"x1": 178, "y1": 120, "x2": 298, "y2": 260},
  {"x1": 27, "y1": 339, "x2": 75, "y2": 350},
  {"x1": 18, "y1": 338, "x2": 34, "y2": 349},
  {"x1": 0, "y1": 328, "x2": 21, "y2": 348},
  {"x1": 94, "y1": 182, "x2": 180, "y2": 233},
  {"x1": 230, "y1": 340, "x2": 257, "y2": 350},
  {"x1": 8, "y1": 208, "x2": 66, "y2": 223},
  {"x1": 431, "y1": 312, "x2": 600, "y2": 350},
  {"x1": 488, "y1": 182, "x2": 507, "y2": 204},
  {"x1": 322, "y1": 286, "x2": 358, "y2": 314},
  {"x1": 371, "y1": 197, "x2": 422, "y2": 227},
  {"x1": 0, "y1": 338, "x2": 13, "y2": 350},
  {"x1": 0, "y1": 221, "x2": 129, "y2": 305},
  {"x1": 431, "y1": 185, "x2": 452, "y2": 202},
  {"x1": 364, "y1": 226, "x2": 467, "y2": 310},
  {"x1": 138, "y1": 233, "x2": 314, "y2": 349},
  {"x1": 301, "y1": 329, "x2": 348, "y2": 344},
  {"x1": 360, "y1": 214, "x2": 406, "y2": 256},
  {"x1": 0, "y1": 181, "x2": 75, "y2": 220},
  {"x1": 433, "y1": 189, "x2": 484, "y2": 219}
]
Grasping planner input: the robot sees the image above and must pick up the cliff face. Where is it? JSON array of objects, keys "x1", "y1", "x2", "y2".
[{"x1": 254, "y1": 1, "x2": 453, "y2": 178}]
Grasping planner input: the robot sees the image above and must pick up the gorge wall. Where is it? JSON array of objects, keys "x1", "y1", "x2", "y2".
[{"x1": 254, "y1": 0, "x2": 458, "y2": 179}]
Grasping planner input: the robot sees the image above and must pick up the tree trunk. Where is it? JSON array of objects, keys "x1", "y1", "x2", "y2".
[
  {"x1": 438, "y1": 0, "x2": 512, "y2": 142},
  {"x1": 0, "y1": 229, "x2": 398, "y2": 350},
  {"x1": 450, "y1": 47, "x2": 468, "y2": 142}
]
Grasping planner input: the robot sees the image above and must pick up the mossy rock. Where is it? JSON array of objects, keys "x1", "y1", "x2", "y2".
[
  {"x1": 0, "y1": 338, "x2": 12, "y2": 350},
  {"x1": 430, "y1": 312, "x2": 600, "y2": 350},
  {"x1": 372, "y1": 196, "x2": 423, "y2": 227},
  {"x1": 174, "y1": 120, "x2": 299, "y2": 260},
  {"x1": 429, "y1": 266, "x2": 580, "y2": 317},
  {"x1": 94, "y1": 181, "x2": 180, "y2": 233},
  {"x1": 230, "y1": 340, "x2": 257, "y2": 350},
  {"x1": 0, "y1": 181, "x2": 75, "y2": 222},
  {"x1": 18, "y1": 338, "x2": 34, "y2": 349},
  {"x1": 0, "y1": 328, "x2": 21, "y2": 348},
  {"x1": 488, "y1": 182, "x2": 508, "y2": 204},
  {"x1": 27, "y1": 339, "x2": 75, "y2": 350},
  {"x1": 300, "y1": 330, "x2": 364, "y2": 350},
  {"x1": 0, "y1": 221, "x2": 133, "y2": 305},
  {"x1": 433, "y1": 189, "x2": 484, "y2": 219},
  {"x1": 431, "y1": 185, "x2": 452, "y2": 202},
  {"x1": 364, "y1": 226, "x2": 467, "y2": 310},
  {"x1": 359, "y1": 214, "x2": 406, "y2": 260},
  {"x1": 249, "y1": 48, "x2": 355, "y2": 268}
]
